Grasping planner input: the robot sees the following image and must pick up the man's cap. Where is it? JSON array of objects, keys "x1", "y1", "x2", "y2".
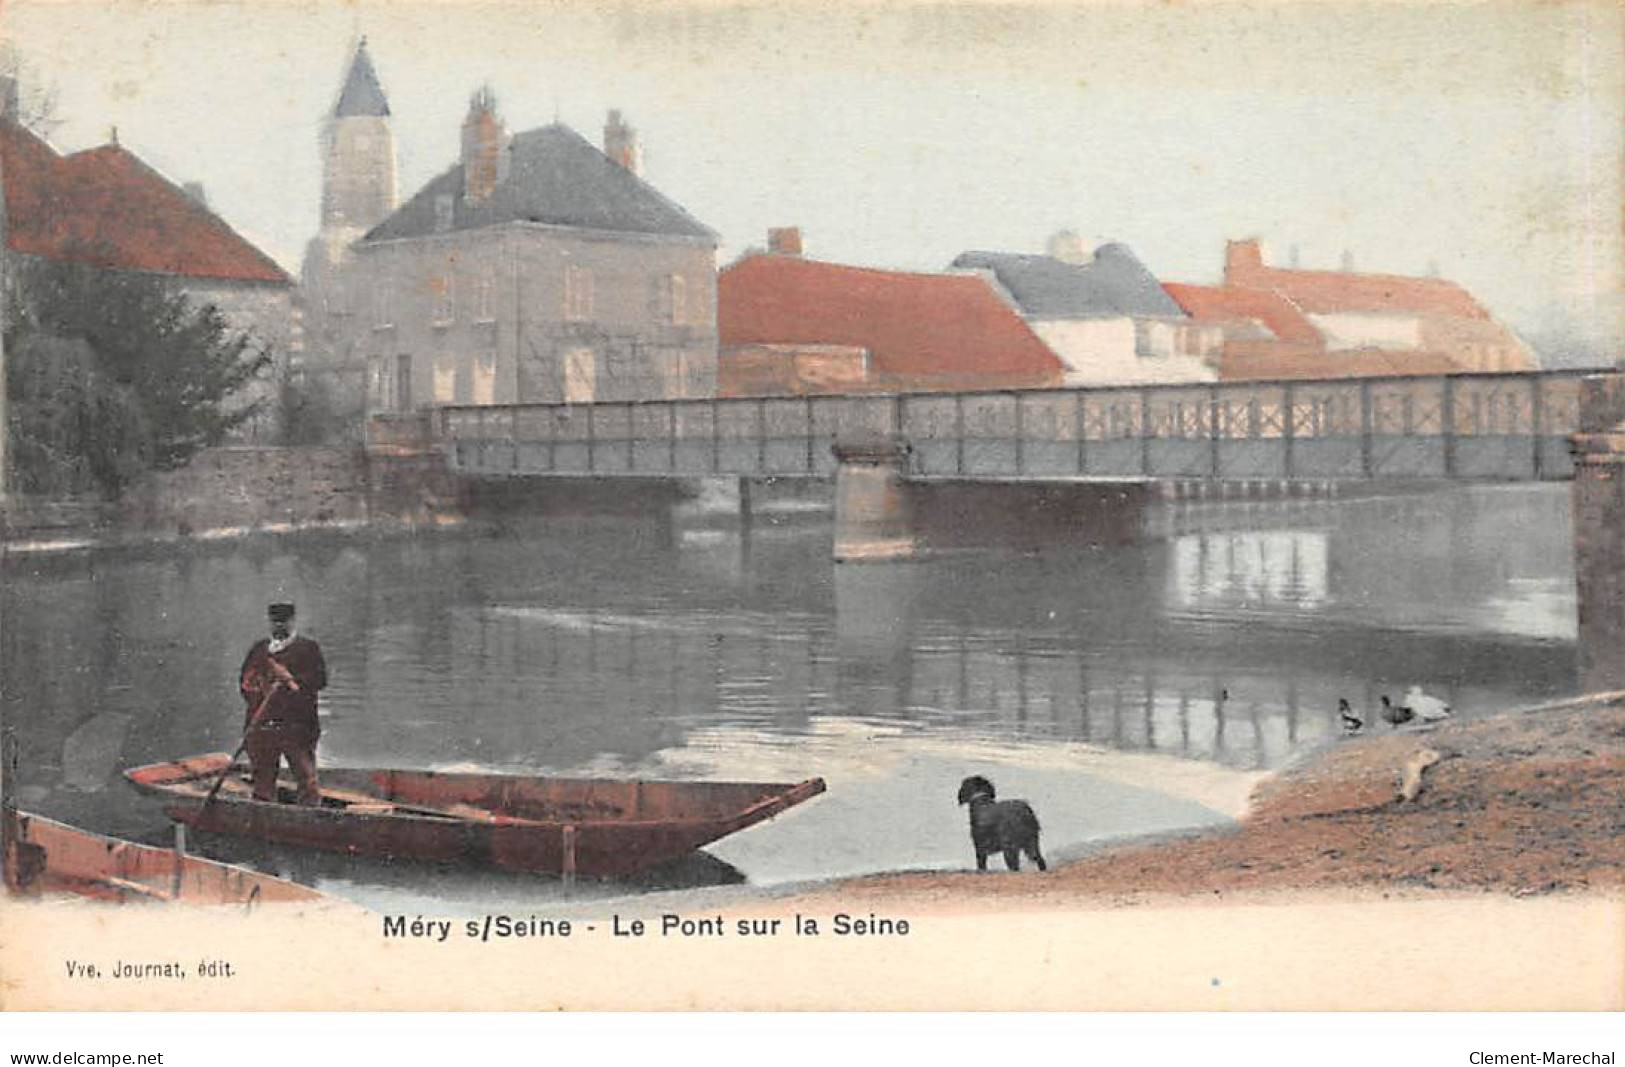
[{"x1": 267, "y1": 602, "x2": 297, "y2": 621}]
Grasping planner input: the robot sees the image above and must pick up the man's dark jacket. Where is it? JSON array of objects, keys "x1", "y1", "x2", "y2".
[{"x1": 239, "y1": 637, "x2": 328, "y2": 743}]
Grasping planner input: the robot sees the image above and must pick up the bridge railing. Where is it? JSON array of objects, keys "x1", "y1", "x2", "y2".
[{"x1": 438, "y1": 369, "x2": 1592, "y2": 481}]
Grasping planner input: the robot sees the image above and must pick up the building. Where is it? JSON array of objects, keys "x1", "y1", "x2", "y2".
[
  {"x1": 0, "y1": 104, "x2": 294, "y2": 438},
  {"x1": 350, "y1": 87, "x2": 718, "y2": 411},
  {"x1": 1165, "y1": 239, "x2": 1537, "y2": 380},
  {"x1": 297, "y1": 40, "x2": 399, "y2": 431},
  {"x1": 951, "y1": 233, "x2": 1216, "y2": 387},
  {"x1": 719, "y1": 232, "x2": 1065, "y2": 395}
]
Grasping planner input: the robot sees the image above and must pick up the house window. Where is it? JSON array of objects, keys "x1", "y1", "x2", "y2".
[
  {"x1": 666, "y1": 350, "x2": 686, "y2": 400},
  {"x1": 394, "y1": 354, "x2": 413, "y2": 410},
  {"x1": 563, "y1": 347, "x2": 595, "y2": 404},
  {"x1": 473, "y1": 350, "x2": 496, "y2": 404},
  {"x1": 655, "y1": 273, "x2": 687, "y2": 325},
  {"x1": 433, "y1": 273, "x2": 455, "y2": 327},
  {"x1": 1134, "y1": 320, "x2": 1171, "y2": 359},
  {"x1": 564, "y1": 266, "x2": 593, "y2": 322},
  {"x1": 370, "y1": 358, "x2": 388, "y2": 409},
  {"x1": 373, "y1": 286, "x2": 393, "y2": 330},
  {"x1": 474, "y1": 266, "x2": 496, "y2": 322},
  {"x1": 433, "y1": 354, "x2": 458, "y2": 404},
  {"x1": 670, "y1": 274, "x2": 687, "y2": 325}
]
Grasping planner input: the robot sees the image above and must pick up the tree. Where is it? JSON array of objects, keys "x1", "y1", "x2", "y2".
[
  {"x1": 5, "y1": 334, "x2": 146, "y2": 497},
  {"x1": 276, "y1": 362, "x2": 340, "y2": 446},
  {"x1": 5, "y1": 255, "x2": 272, "y2": 496}
]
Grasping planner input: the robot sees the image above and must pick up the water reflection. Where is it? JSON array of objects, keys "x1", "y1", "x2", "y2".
[
  {"x1": 1, "y1": 484, "x2": 1578, "y2": 900},
  {"x1": 1171, "y1": 530, "x2": 1329, "y2": 609}
]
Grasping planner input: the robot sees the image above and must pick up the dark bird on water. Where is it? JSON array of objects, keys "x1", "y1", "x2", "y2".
[
  {"x1": 956, "y1": 775, "x2": 1047, "y2": 873},
  {"x1": 1338, "y1": 698, "x2": 1363, "y2": 734},
  {"x1": 1379, "y1": 695, "x2": 1414, "y2": 727}
]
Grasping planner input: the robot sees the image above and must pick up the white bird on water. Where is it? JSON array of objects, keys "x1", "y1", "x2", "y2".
[{"x1": 1404, "y1": 686, "x2": 1452, "y2": 722}]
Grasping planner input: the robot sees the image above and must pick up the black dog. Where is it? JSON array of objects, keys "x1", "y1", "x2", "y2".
[{"x1": 956, "y1": 775, "x2": 1046, "y2": 872}]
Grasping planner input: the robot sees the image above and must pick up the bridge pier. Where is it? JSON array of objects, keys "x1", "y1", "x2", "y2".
[
  {"x1": 832, "y1": 437, "x2": 916, "y2": 563},
  {"x1": 738, "y1": 477, "x2": 754, "y2": 538},
  {"x1": 364, "y1": 413, "x2": 466, "y2": 525},
  {"x1": 1572, "y1": 372, "x2": 1625, "y2": 693}
]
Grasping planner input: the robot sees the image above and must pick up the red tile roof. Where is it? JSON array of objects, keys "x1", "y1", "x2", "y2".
[
  {"x1": 1162, "y1": 282, "x2": 1321, "y2": 344},
  {"x1": 1, "y1": 119, "x2": 289, "y2": 285},
  {"x1": 1237, "y1": 265, "x2": 1489, "y2": 319},
  {"x1": 1220, "y1": 346, "x2": 1465, "y2": 381},
  {"x1": 720, "y1": 254, "x2": 1064, "y2": 390}
]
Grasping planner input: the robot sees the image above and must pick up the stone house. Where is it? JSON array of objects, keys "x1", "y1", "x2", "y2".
[
  {"x1": 351, "y1": 90, "x2": 718, "y2": 412},
  {"x1": 0, "y1": 106, "x2": 295, "y2": 439},
  {"x1": 1165, "y1": 238, "x2": 1538, "y2": 380},
  {"x1": 951, "y1": 234, "x2": 1218, "y2": 388}
]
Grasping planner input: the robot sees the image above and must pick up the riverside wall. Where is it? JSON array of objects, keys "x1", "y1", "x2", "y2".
[{"x1": 2, "y1": 444, "x2": 464, "y2": 545}]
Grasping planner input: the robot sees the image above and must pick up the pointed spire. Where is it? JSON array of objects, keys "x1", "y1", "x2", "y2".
[{"x1": 335, "y1": 38, "x2": 390, "y2": 118}]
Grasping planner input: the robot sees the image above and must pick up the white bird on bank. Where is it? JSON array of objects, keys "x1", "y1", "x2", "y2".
[{"x1": 1404, "y1": 686, "x2": 1452, "y2": 722}]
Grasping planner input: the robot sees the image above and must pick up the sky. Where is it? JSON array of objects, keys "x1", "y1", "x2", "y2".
[{"x1": 4, "y1": 0, "x2": 1622, "y2": 364}]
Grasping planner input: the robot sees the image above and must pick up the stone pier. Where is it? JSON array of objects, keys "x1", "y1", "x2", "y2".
[
  {"x1": 832, "y1": 436, "x2": 916, "y2": 563},
  {"x1": 364, "y1": 412, "x2": 466, "y2": 524},
  {"x1": 1571, "y1": 372, "x2": 1625, "y2": 693}
]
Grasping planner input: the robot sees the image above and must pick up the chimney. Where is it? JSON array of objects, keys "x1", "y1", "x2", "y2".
[
  {"x1": 461, "y1": 86, "x2": 508, "y2": 205},
  {"x1": 604, "y1": 109, "x2": 640, "y2": 176},
  {"x1": 182, "y1": 181, "x2": 208, "y2": 207},
  {"x1": 1224, "y1": 238, "x2": 1264, "y2": 283},
  {"x1": 1045, "y1": 230, "x2": 1088, "y2": 265},
  {"x1": 0, "y1": 77, "x2": 17, "y2": 122},
  {"x1": 1340, "y1": 249, "x2": 1356, "y2": 273},
  {"x1": 767, "y1": 227, "x2": 803, "y2": 256}
]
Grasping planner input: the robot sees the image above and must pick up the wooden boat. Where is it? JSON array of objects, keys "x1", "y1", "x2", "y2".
[
  {"x1": 124, "y1": 753, "x2": 826, "y2": 879},
  {"x1": 2, "y1": 806, "x2": 324, "y2": 905}
]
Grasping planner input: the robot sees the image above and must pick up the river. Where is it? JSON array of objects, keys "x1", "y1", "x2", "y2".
[{"x1": 0, "y1": 481, "x2": 1577, "y2": 910}]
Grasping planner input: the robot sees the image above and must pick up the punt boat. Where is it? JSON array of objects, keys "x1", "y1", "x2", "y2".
[
  {"x1": 2, "y1": 806, "x2": 325, "y2": 905},
  {"x1": 124, "y1": 753, "x2": 826, "y2": 879}
]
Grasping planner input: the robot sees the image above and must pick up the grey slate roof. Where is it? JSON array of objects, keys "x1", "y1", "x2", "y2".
[
  {"x1": 364, "y1": 124, "x2": 715, "y2": 243},
  {"x1": 335, "y1": 42, "x2": 391, "y2": 118},
  {"x1": 951, "y1": 245, "x2": 1185, "y2": 319}
]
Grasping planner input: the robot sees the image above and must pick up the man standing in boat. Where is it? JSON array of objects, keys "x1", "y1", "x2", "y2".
[{"x1": 239, "y1": 603, "x2": 327, "y2": 805}]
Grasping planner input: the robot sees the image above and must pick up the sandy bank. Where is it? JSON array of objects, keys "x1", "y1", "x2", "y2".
[{"x1": 774, "y1": 691, "x2": 1625, "y2": 910}]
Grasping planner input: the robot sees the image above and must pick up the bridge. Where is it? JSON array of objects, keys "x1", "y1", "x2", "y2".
[
  {"x1": 424, "y1": 370, "x2": 1590, "y2": 483},
  {"x1": 367, "y1": 367, "x2": 1622, "y2": 692}
]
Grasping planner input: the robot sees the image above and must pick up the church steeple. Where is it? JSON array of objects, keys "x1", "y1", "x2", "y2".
[
  {"x1": 319, "y1": 38, "x2": 397, "y2": 234},
  {"x1": 335, "y1": 38, "x2": 390, "y2": 118}
]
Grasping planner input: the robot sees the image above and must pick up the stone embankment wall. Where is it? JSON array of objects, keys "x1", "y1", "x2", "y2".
[
  {"x1": 3, "y1": 444, "x2": 466, "y2": 543},
  {"x1": 119, "y1": 447, "x2": 372, "y2": 533}
]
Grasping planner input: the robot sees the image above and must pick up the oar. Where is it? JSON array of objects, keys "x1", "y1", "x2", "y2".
[{"x1": 196, "y1": 680, "x2": 284, "y2": 816}]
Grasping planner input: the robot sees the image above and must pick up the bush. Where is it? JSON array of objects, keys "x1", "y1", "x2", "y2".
[{"x1": 5, "y1": 256, "x2": 272, "y2": 496}]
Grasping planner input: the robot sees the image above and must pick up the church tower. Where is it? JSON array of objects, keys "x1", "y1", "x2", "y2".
[
  {"x1": 296, "y1": 39, "x2": 399, "y2": 440},
  {"x1": 320, "y1": 38, "x2": 397, "y2": 237}
]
